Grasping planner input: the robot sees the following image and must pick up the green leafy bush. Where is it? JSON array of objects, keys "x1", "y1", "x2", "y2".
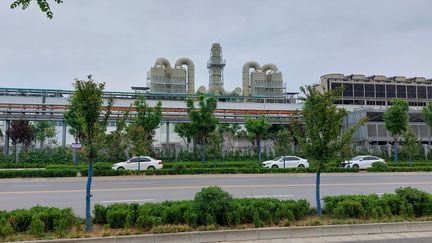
[
  {"x1": 194, "y1": 186, "x2": 234, "y2": 226},
  {"x1": 0, "y1": 169, "x2": 77, "y2": 178},
  {"x1": 30, "y1": 215, "x2": 45, "y2": 237},
  {"x1": 106, "y1": 208, "x2": 129, "y2": 228},
  {"x1": 93, "y1": 204, "x2": 107, "y2": 225},
  {"x1": 395, "y1": 187, "x2": 432, "y2": 217},
  {"x1": 9, "y1": 209, "x2": 32, "y2": 232},
  {"x1": 370, "y1": 162, "x2": 388, "y2": 172}
]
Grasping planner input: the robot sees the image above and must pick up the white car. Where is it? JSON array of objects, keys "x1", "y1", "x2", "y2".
[
  {"x1": 341, "y1": 155, "x2": 385, "y2": 169},
  {"x1": 262, "y1": 156, "x2": 309, "y2": 169},
  {"x1": 112, "y1": 156, "x2": 163, "y2": 171}
]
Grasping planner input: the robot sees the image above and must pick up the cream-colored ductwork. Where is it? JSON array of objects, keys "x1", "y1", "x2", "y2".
[
  {"x1": 261, "y1": 63, "x2": 278, "y2": 73},
  {"x1": 175, "y1": 58, "x2": 195, "y2": 94},
  {"x1": 155, "y1": 57, "x2": 172, "y2": 71},
  {"x1": 242, "y1": 61, "x2": 261, "y2": 96}
]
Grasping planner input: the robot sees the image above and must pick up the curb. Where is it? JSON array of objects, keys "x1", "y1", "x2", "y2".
[{"x1": 15, "y1": 221, "x2": 432, "y2": 243}]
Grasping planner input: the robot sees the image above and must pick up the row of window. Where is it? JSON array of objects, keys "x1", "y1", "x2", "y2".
[
  {"x1": 336, "y1": 99, "x2": 427, "y2": 107},
  {"x1": 330, "y1": 82, "x2": 432, "y2": 99}
]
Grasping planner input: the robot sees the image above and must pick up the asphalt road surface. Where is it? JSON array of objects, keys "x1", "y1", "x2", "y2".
[{"x1": 1, "y1": 172, "x2": 432, "y2": 216}]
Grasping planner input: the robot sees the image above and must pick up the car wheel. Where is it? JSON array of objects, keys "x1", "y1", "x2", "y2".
[
  {"x1": 271, "y1": 165, "x2": 279, "y2": 169},
  {"x1": 147, "y1": 166, "x2": 155, "y2": 170},
  {"x1": 117, "y1": 167, "x2": 125, "y2": 171},
  {"x1": 298, "y1": 164, "x2": 305, "y2": 168},
  {"x1": 352, "y1": 164, "x2": 359, "y2": 169}
]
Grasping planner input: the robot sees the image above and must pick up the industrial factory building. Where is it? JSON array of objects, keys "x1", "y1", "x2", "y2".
[
  {"x1": 319, "y1": 74, "x2": 432, "y2": 150},
  {"x1": 146, "y1": 43, "x2": 286, "y2": 97}
]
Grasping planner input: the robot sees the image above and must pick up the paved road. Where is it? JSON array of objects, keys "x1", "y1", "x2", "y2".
[{"x1": 1, "y1": 172, "x2": 432, "y2": 216}]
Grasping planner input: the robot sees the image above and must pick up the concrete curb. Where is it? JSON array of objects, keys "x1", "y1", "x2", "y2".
[{"x1": 15, "y1": 221, "x2": 432, "y2": 243}]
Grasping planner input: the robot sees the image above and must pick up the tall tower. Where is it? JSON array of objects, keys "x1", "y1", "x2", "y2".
[{"x1": 207, "y1": 43, "x2": 226, "y2": 95}]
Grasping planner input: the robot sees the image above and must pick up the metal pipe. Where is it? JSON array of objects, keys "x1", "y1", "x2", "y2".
[
  {"x1": 175, "y1": 58, "x2": 195, "y2": 94},
  {"x1": 242, "y1": 61, "x2": 261, "y2": 96}
]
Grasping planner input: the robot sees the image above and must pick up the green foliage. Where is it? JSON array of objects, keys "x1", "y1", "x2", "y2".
[
  {"x1": 93, "y1": 204, "x2": 107, "y2": 225},
  {"x1": 7, "y1": 120, "x2": 36, "y2": 148},
  {"x1": 30, "y1": 215, "x2": 45, "y2": 237},
  {"x1": 370, "y1": 162, "x2": 388, "y2": 172},
  {"x1": 186, "y1": 96, "x2": 218, "y2": 160},
  {"x1": 395, "y1": 187, "x2": 432, "y2": 217},
  {"x1": 274, "y1": 128, "x2": 293, "y2": 156},
  {"x1": 0, "y1": 169, "x2": 76, "y2": 178},
  {"x1": 194, "y1": 186, "x2": 233, "y2": 226},
  {"x1": 422, "y1": 102, "x2": 432, "y2": 131},
  {"x1": 174, "y1": 123, "x2": 194, "y2": 151},
  {"x1": 10, "y1": 0, "x2": 63, "y2": 19},
  {"x1": 384, "y1": 99, "x2": 409, "y2": 139},
  {"x1": 106, "y1": 208, "x2": 129, "y2": 228},
  {"x1": 33, "y1": 121, "x2": 57, "y2": 148},
  {"x1": 245, "y1": 117, "x2": 271, "y2": 161},
  {"x1": 295, "y1": 86, "x2": 367, "y2": 171},
  {"x1": 9, "y1": 209, "x2": 32, "y2": 232},
  {"x1": 128, "y1": 96, "x2": 162, "y2": 156},
  {"x1": 401, "y1": 128, "x2": 422, "y2": 163},
  {"x1": 0, "y1": 219, "x2": 14, "y2": 239}
]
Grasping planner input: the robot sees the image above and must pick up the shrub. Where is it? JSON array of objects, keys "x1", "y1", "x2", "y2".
[
  {"x1": 370, "y1": 162, "x2": 388, "y2": 172},
  {"x1": 395, "y1": 187, "x2": 432, "y2": 217},
  {"x1": 9, "y1": 209, "x2": 32, "y2": 232},
  {"x1": 0, "y1": 169, "x2": 77, "y2": 178},
  {"x1": 194, "y1": 186, "x2": 234, "y2": 226},
  {"x1": 106, "y1": 209, "x2": 129, "y2": 228},
  {"x1": 30, "y1": 215, "x2": 45, "y2": 237},
  {"x1": 93, "y1": 204, "x2": 107, "y2": 224},
  {"x1": 136, "y1": 215, "x2": 161, "y2": 229},
  {"x1": 0, "y1": 220, "x2": 14, "y2": 239}
]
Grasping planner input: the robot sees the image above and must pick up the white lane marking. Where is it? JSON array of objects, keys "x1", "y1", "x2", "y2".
[
  {"x1": 121, "y1": 182, "x2": 157, "y2": 185},
  {"x1": 246, "y1": 194, "x2": 294, "y2": 198},
  {"x1": 11, "y1": 185, "x2": 51, "y2": 188},
  {"x1": 101, "y1": 199, "x2": 155, "y2": 203}
]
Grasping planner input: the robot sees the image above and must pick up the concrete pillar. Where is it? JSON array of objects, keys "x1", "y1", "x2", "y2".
[
  {"x1": 166, "y1": 122, "x2": 170, "y2": 145},
  {"x1": 62, "y1": 121, "x2": 67, "y2": 147},
  {"x1": 3, "y1": 120, "x2": 10, "y2": 155}
]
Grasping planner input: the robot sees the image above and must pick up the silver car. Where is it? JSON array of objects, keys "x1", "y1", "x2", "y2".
[{"x1": 262, "y1": 156, "x2": 309, "y2": 169}]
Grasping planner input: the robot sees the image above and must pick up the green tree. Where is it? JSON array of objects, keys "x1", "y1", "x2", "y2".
[
  {"x1": 127, "y1": 96, "x2": 162, "y2": 156},
  {"x1": 174, "y1": 123, "x2": 194, "y2": 151},
  {"x1": 274, "y1": 128, "x2": 292, "y2": 156},
  {"x1": 64, "y1": 97, "x2": 84, "y2": 143},
  {"x1": 33, "y1": 121, "x2": 57, "y2": 149},
  {"x1": 103, "y1": 112, "x2": 129, "y2": 162},
  {"x1": 384, "y1": 99, "x2": 409, "y2": 163},
  {"x1": 207, "y1": 129, "x2": 224, "y2": 159},
  {"x1": 65, "y1": 75, "x2": 113, "y2": 231},
  {"x1": 10, "y1": 0, "x2": 63, "y2": 19},
  {"x1": 245, "y1": 117, "x2": 270, "y2": 162},
  {"x1": 401, "y1": 128, "x2": 421, "y2": 167},
  {"x1": 295, "y1": 85, "x2": 366, "y2": 216},
  {"x1": 186, "y1": 96, "x2": 218, "y2": 161},
  {"x1": 219, "y1": 123, "x2": 241, "y2": 154},
  {"x1": 422, "y1": 103, "x2": 432, "y2": 152}
]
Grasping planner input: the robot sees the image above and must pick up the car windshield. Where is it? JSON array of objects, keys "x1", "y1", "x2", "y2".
[
  {"x1": 351, "y1": 156, "x2": 363, "y2": 161},
  {"x1": 273, "y1": 156, "x2": 283, "y2": 161}
]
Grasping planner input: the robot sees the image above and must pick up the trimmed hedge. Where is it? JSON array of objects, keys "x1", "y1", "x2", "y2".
[
  {"x1": 323, "y1": 187, "x2": 432, "y2": 219},
  {"x1": 0, "y1": 163, "x2": 46, "y2": 169},
  {"x1": 0, "y1": 169, "x2": 77, "y2": 178},
  {"x1": 367, "y1": 166, "x2": 432, "y2": 172},
  {"x1": 46, "y1": 163, "x2": 113, "y2": 171},
  {"x1": 93, "y1": 186, "x2": 310, "y2": 229},
  {"x1": 163, "y1": 161, "x2": 261, "y2": 169}
]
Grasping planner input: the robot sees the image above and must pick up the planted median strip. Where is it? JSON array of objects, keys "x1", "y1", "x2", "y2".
[{"x1": 1, "y1": 186, "x2": 432, "y2": 242}]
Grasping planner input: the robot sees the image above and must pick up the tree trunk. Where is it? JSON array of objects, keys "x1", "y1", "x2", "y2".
[
  {"x1": 257, "y1": 137, "x2": 261, "y2": 162},
  {"x1": 394, "y1": 141, "x2": 399, "y2": 163},
  {"x1": 85, "y1": 158, "x2": 93, "y2": 231},
  {"x1": 316, "y1": 170, "x2": 322, "y2": 216}
]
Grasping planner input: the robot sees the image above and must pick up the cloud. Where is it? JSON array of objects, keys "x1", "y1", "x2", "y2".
[{"x1": 1, "y1": 0, "x2": 431, "y2": 93}]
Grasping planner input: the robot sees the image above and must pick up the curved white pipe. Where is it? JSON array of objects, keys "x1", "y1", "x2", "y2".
[
  {"x1": 242, "y1": 61, "x2": 261, "y2": 96},
  {"x1": 175, "y1": 58, "x2": 195, "y2": 94}
]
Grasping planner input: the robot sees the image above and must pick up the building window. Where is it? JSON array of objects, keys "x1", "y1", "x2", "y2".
[
  {"x1": 365, "y1": 84, "x2": 375, "y2": 98},
  {"x1": 397, "y1": 85, "x2": 407, "y2": 98},
  {"x1": 376, "y1": 84, "x2": 385, "y2": 98},
  {"x1": 342, "y1": 83, "x2": 353, "y2": 97},
  {"x1": 418, "y1": 86, "x2": 427, "y2": 99},
  {"x1": 428, "y1": 87, "x2": 432, "y2": 99},
  {"x1": 386, "y1": 85, "x2": 396, "y2": 98},
  {"x1": 407, "y1": 85, "x2": 417, "y2": 99},
  {"x1": 353, "y1": 84, "x2": 364, "y2": 98}
]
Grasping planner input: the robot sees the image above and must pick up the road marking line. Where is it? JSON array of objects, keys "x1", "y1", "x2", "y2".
[
  {"x1": 11, "y1": 185, "x2": 51, "y2": 188},
  {"x1": 1, "y1": 181, "x2": 432, "y2": 195},
  {"x1": 247, "y1": 194, "x2": 294, "y2": 198},
  {"x1": 101, "y1": 199, "x2": 154, "y2": 203}
]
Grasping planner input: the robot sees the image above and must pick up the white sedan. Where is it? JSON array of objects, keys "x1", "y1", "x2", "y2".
[
  {"x1": 112, "y1": 156, "x2": 163, "y2": 171},
  {"x1": 262, "y1": 156, "x2": 309, "y2": 169},
  {"x1": 341, "y1": 155, "x2": 385, "y2": 169}
]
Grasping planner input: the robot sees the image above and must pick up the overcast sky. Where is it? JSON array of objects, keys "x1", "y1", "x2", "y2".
[{"x1": 1, "y1": 0, "x2": 431, "y2": 93}]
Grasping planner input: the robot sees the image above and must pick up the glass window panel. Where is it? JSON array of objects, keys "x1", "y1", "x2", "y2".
[
  {"x1": 418, "y1": 86, "x2": 427, "y2": 99},
  {"x1": 376, "y1": 84, "x2": 385, "y2": 98},
  {"x1": 397, "y1": 85, "x2": 407, "y2": 98},
  {"x1": 386, "y1": 85, "x2": 396, "y2": 98},
  {"x1": 342, "y1": 83, "x2": 353, "y2": 97},
  {"x1": 353, "y1": 83, "x2": 364, "y2": 97},
  {"x1": 330, "y1": 82, "x2": 341, "y2": 90},
  {"x1": 365, "y1": 84, "x2": 375, "y2": 97},
  {"x1": 428, "y1": 87, "x2": 432, "y2": 99},
  {"x1": 407, "y1": 85, "x2": 417, "y2": 99}
]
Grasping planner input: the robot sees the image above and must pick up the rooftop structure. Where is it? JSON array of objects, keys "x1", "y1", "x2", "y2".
[
  {"x1": 242, "y1": 62, "x2": 285, "y2": 97},
  {"x1": 207, "y1": 43, "x2": 226, "y2": 95}
]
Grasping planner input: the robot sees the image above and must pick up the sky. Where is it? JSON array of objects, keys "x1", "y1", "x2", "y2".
[{"x1": 1, "y1": 0, "x2": 432, "y2": 93}]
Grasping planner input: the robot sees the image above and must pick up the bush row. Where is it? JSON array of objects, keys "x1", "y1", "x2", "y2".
[
  {"x1": 323, "y1": 187, "x2": 432, "y2": 219},
  {"x1": 0, "y1": 206, "x2": 79, "y2": 238},
  {"x1": 388, "y1": 162, "x2": 432, "y2": 167},
  {"x1": 93, "y1": 186, "x2": 310, "y2": 229},
  {"x1": 0, "y1": 163, "x2": 46, "y2": 169},
  {"x1": 163, "y1": 161, "x2": 261, "y2": 169},
  {"x1": 0, "y1": 169, "x2": 77, "y2": 178},
  {"x1": 45, "y1": 163, "x2": 113, "y2": 171},
  {"x1": 367, "y1": 166, "x2": 432, "y2": 172}
]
